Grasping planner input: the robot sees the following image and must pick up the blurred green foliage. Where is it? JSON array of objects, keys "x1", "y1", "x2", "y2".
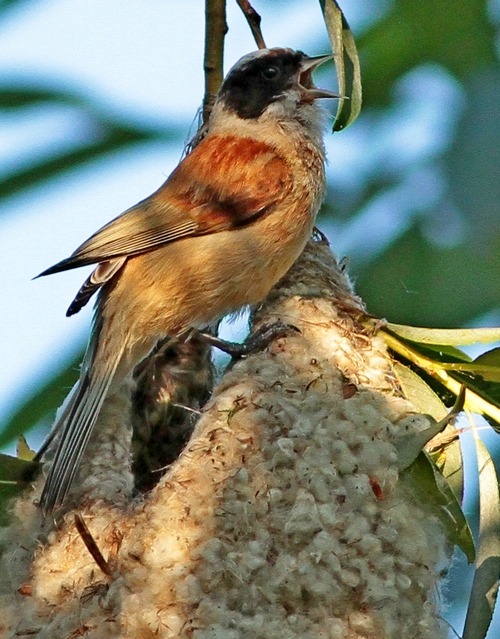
[
  {"x1": 1, "y1": 0, "x2": 499, "y2": 469},
  {"x1": 359, "y1": 0, "x2": 497, "y2": 105}
]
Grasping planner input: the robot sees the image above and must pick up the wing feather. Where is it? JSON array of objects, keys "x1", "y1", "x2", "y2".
[
  {"x1": 37, "y1": 135, "x2": 292, "y2": 277},
  {"x1": 39, "y1": 338, "x2": 124, "y2": 514},
  {"x1": 66, "y1": 257, "x2": 127, "y2": 316}
]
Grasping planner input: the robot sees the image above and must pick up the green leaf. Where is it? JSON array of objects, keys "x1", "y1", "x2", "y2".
[
  {"x1": 450, "y1": 371, "x2": 500, "y2": 431},
  {"x1": 395, "y1": 416, "x2": 439, "y2": 471},
  {"x1": 0, "y1": 350, "x2": 83, "y2": 449},
  {"x1": 318, "y1": 0, "x2": 362, "y2": 131},
  {"x1": 435, "y1": 435, "x2": 464, "y2": 506},
  {"x1": 401, "y1": 451, "x2": 475, "y2": 563},
  {"x1": 0, "y1": 453, "x2": 38, "y2": 484},
  {"x1": 393, "y1": 361, "x2": 448, "y2": 421},
  {"x1": 0, "y1": 84, "x2": 181, "y2": 206},
  {"x1": 16, "y1": 434, "x2": 36, "y2": 461},
  {"x1": 395, "y1": 387, "x2": 464, "y2": 471},
  {"x1": 441, "y1": 362, "x2": 500, "y2": 383},
  {"x1": 381, "y1": 326, "x2": 500, "y2": 429},
  {"x1": 383, "y1": 326, "x2": 472, "y2": 364},
  {"x1": 394, "y1": 362, "x2": 466, "y2": 504},
  {"x1": 431, "y1": 455, "x2": 475, "y2": 563},
  {"x1": 0, "y1": 86, "x2": 86, "y2": 110},
  {"x1": 0, "y1": 121, "x2": 158, "y2": 205},
  {"x1": 462, "y1": 434, "x2": 500, "y2": 638},
  {"x1": 457, "y1": 376, "x2": 497, "y2": 426},
  {"x1": 474, "y1": 347, "x2": 500, "y2": 366},
  {"x1": 0, "y1": 454, "x2": 39, "y2": 527},
  {"x1": 414, "y1": 347, "x2": 500, "y2": 383},
  {"x1": 387, "y1": 324, "x2": 500, "y2": 347},
  {"x1": 0, "y1": 0, "x2": 34, "y2": 17}
]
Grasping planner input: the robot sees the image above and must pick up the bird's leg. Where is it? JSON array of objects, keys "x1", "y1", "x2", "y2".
[{"x1": 195, "y1": 322, "x2": 300, "y2": 359}]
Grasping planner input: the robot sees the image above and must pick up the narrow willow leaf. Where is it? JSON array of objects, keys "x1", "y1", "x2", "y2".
[
  {"x1": 0, "y1": 350, "x2": 83, "y2": 449},
  {"x1": 0, "y1": 0, "x2": 29, "y2": 16},
  {"x1": 395, "y1": 387, "x2": 465, "y2": 471},
  {"x1": 0, "y1": 453, "x2": 38, "y2": 484},
  {"x1": 393, "y1": 361, "x2": 448, "y2": 420},
  {"x1": 0, "y1": 84, "x2": 181, "y2": 206},
  {"x1": 394, "y1": 363, "x2": 465, "y2": 503},
  {"x1": 429, "y1": 452, "x2": 474, "y2": 562},
  {"x1": 462, "y1": 433, "x2": 500, "y2": 639},
  {"x1": 441, "y1": 372, "x2": 500, "y2": 429},
  {"x1": 386, "y1": 323, "x2": 500, "y2": 346},
  {"x1": 412, "y1": 342, "x2": 472, "y2": 363},
  {"x1": 395, "y1": 416, "x2": 439, "y2": 471},
  {"x1": 474, "y1": 347, "x2": 500, "y2": 366},
  {"x1": 433, "y1": 436, "x2": 464, "y2": 505},
  {"x1": 0, "y1": 454, "x2": 39, "y2": 527},
  {"x1": 0, "y1": 86, "x2": 82, "y2": 108},
  {"x1": 381, "y1": 327, "x2": 500, "y2": 428},
  {"x1": 382, "y1": 327, "x2": 472, "y2": 363},
  {"x1": 448, "y1": 369, "x2": 500, "y2": 424},
  {"x1": 16, "y1": 434, "x2": 37, "y2": 461},
  {"x1": 0, "y1": 124, "x2": 158, "y2": 205},
  {"x1": 401, "y1": 452, "x2": 475, "y2": 562},
  {"x1": 319, "y1": 0, "x2": 362, "y2": 131},
  {"x1": 440, "y1": 361, "x2": 500, "y2": 382}
]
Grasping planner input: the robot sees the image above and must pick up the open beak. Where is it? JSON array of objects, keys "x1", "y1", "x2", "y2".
[{"x1": 299, "y1": 54, "x2": 339, "y2": 101}]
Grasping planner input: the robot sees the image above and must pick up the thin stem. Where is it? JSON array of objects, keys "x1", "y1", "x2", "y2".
[
  {"x1": 381, "y1": 329, "x2": 500, "y2": 423},
  {"x1": 203, "y1": 0, "x2": 228, "y2": 125},
  {"x1": 235, "y1": 0, "x2": 266, "y2": 49}
]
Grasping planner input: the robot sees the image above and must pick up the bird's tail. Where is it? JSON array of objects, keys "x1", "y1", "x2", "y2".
[{"x1": 39, "y1": 335, "x2": 125, "y2": 515}]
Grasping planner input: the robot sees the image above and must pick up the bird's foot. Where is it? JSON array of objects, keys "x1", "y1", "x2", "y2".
[{"x1": 196, "y1": 322, "x2": 299, "y2": 359}]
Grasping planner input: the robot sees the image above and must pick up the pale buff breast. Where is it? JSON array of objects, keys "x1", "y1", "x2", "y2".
[{"x1": 99, "y1": 122, "x2": 326, "y2": 342}]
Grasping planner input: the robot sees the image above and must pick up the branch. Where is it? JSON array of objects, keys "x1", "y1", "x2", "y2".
[
  {"x1": 202, "y1": 0, "x2": 227, "y2": 124},
  {"x1": 236, "y1": 0, "x2": 266, "y2": 49}
]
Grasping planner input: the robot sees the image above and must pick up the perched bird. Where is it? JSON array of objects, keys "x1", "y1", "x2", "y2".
[{"x1": 38, "y1": 47, "x2": 338, "y2": 514}]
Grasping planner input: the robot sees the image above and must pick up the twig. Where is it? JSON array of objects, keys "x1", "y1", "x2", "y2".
[
  {"x1": 203, "y1": 0, "x2": 228, "y2": 125},
  {"x1": 236, "y1": 0, "x2": 266, "y2": 49},
  {"x1": 75, "y1": 514, "x2": 113, "y2": 577}
]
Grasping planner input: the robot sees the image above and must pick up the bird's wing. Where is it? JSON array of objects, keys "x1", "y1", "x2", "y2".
[
  {"x1": 39, "y1": 316, "x2": 125, "y2": 514},
  {"x1": 38, "y1": 135, "x2": 293, "y2": 277},
  {"x1": 66, "y1": 257, "x2": 127, "y2": 316}
]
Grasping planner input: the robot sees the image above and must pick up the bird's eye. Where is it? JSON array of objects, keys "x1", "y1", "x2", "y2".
[{"x1": 261, "y1": 65, "x2": 279, "y2": 81}]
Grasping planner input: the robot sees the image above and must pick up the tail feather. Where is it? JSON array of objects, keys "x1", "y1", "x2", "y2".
[{"x1": 40, "y1": 350, "x2": 123, "y2": 515}]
